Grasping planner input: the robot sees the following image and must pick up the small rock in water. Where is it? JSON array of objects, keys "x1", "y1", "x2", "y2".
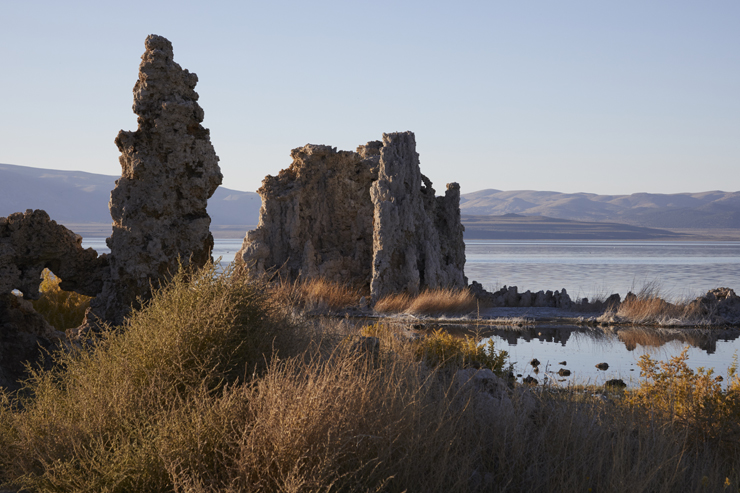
[
  {"x1": 530, "y1": 358, "x2": 540, "y2": 367},
  {"x1": 558, "y1": 361, "x2": 567, "y2": 365},
  {"x1": 558, "y1": 368, "x2": 571, "y2": 377},
  {"x1": 596, "y1": 362, "x2": 609, "y2": 371},
  {"x1": 604, "y1": 379, "x2": 626, "y2": 388}
]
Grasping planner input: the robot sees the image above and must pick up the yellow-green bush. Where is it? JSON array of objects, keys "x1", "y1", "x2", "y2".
[
  {"x1": 31, "y1": 268, "x2": 92, "y2": 330},
  {"x1": 626, "y1": 347, "x2": 740, "y2": 448},
  {"x1": 362, "y1": 323, "x2": 511, "y2": 377}
]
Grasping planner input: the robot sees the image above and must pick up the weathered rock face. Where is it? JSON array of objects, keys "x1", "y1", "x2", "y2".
[
  {"x1": 237, "y1": 131, "x2": 467, "y2": 300},
  {"x1": 90, "y1": 34, "x2": 222, "y2": 325},
  {"x1": 0, "y1": 209, "x2": 108, "y2": 299},
  {"x1": 690, "y1": 287, "x2": 740, "y2": 324},
  {"x1": 237, "y1": 143, "x2": 380, "y2": 286},
  {"x1": 370, "y1": 132, "x2": 467, "y2": 300}
]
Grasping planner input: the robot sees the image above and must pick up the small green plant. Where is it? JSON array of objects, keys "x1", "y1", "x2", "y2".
[{"x1": 31, "y1": 268, "x2": 91, "y2": 330}]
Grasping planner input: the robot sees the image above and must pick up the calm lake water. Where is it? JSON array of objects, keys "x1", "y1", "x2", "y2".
[
  {"x1": 466, "y1": 240, "x2": 740, "y2": 300},
  {"x1": 81, "y1": 238, "x2": 740, "y2": 385}
]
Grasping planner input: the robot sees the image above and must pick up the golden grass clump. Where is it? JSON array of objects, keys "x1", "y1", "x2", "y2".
[
  {"x1": 362, "y1": 323, "x2": 511, "y2": 377},
  {"x1": 269, "y1": 277, "x2": 363, "y2": 312},
  {"x1": 375, "y1": 288, "x2": 477, "y2": 316},
  {"x1": 610, "y1": 283, "x2": 707, "y2": 325},
  {"x1": 372, "y1": 291, "x2": 412, "y2": 313},
  {"x1": 31, "y1": 268, "x2": 92, "y2": 330}
]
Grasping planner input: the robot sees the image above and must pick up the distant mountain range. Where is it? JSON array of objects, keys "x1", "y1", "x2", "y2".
[
  {"x1": 2, "y1": 163, "x2": 739, "y2": 239},
  {"x1": 460, "y1": 189, "x2": 740, "y2": 229},
  {"x1": 0, "y1": 163, "x2": 262, "y2": 227}
]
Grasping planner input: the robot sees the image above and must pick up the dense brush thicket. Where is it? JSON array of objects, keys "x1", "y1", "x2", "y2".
[{"x1": 1, "y1": 265, "x2": 739, "y2": 492}]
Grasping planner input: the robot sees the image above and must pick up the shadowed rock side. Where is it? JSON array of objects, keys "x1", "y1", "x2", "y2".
[
  {"x1": 89, "y1": 34, "x2": 222, "y2": 325},
  {"x1": 237, "y1": 131, "x2": 466, "y2": 300},
  {"x1": 0, "y1": 209, "x2": 107, "y2": 389}
]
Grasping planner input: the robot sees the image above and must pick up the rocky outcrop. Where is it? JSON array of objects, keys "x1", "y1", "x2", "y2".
[
  {"x1": 237, "y1": 143, "x2": 379, "y2": 286},
  {"x1": 468, "y1": 282, "x2": 573, "y2": 309},
  {"x1": 89, "y1": 34, "x2": 222, "y2": 325},
  {"x1": 370, "y1": 132, "x2": 467, "y2": 301},
  {"x1": 236, "y1": 131, "x2": 466, "y2": 300},
  {"x1": 0, "y1": 209, "x2": 108, "y2": 299},
  {"x1": 689, "y1": 287, "x2": 740, "y2": 324}
]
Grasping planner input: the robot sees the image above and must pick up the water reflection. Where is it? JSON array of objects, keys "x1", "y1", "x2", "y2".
[{"x1": 428, "y1": 323, "x2": 740, "y2": 387}]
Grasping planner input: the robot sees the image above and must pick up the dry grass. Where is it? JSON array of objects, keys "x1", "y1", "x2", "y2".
[
  {"x1": 2, "y1": 267, "x2": 740, "y2": 492},
  {"x1": 269, "y1": 277, "x2": 364, "y2": 312},
  {"x1": 603, "y1": 283, "x2": 709, "y2": 326},
  {"x1": 31, "y1": 268, "x2": 92, "y2": 330},
  {"x1": 374, "y1": 288, "x2": 477, "y2": 317}
]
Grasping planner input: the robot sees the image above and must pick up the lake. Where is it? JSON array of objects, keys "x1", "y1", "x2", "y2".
[{"x1": 81, "y1": 238, "x2": 740, "y2": 385}]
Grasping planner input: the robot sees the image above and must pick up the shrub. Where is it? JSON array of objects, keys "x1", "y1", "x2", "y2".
[
  {"x1": 626, "y1": 347, "x2": 740, "y2": 449},
  {"x1": 362, "y1": 323, "x2": 511, "y2": 377},
  {"x1": 416, "y1": 328, "x2": 511, "y2": 376},
  {"x1": 31, "y1": 268, "x2": 92, "y2": 330},
  {"x1": 1, "y1": 263, "x2": 298, "y2": 492}
]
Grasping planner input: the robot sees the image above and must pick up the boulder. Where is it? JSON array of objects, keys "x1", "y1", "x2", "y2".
[
  {"x1": 690, "y1": 287, "x2": 740, "y2": 324},
  {"x1": 89, "y1": 34, "x2": 222, "y2": 325}
]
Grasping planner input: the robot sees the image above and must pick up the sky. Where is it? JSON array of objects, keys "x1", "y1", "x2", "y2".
[{"x1": 2, "y1": 1, "x2": 739, "y2": 196}]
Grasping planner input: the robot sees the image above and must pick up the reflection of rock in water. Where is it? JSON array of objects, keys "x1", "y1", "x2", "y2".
[{"x1": 616, "y1": 328, "x2": 740, "y2": 354}]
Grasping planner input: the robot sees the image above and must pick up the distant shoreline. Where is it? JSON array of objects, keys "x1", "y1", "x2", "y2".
[{"x1": 69, "y1": 221, "x2": 740, "y2": 242}]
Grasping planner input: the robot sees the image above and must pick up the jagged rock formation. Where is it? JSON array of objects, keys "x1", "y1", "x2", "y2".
[
  {"x1": 238, "y1": 143, "x2": 380, "y2": 286},
  {"x1": 0, "y1": 209, "x2": 108, "y2": 299},
  {"x1": 89, "y1": 34, "x2": 222, "y2": 325},
  {"x1": 468, "y1": 282, "x2": 575, "y2": 309},
  {"x1": 690, "y1": 287, "x2": 740, "y2": 324},
  {"x1": 370, "y1": 132, "x2": 466, "y2": 300},
  {"x1": 236, "y1": 131, "x2": 466, "y2": 300}
]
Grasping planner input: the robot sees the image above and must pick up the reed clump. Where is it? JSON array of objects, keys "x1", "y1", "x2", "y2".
[
  {"x1": 31, "y1": 268, "x2": 92, "y2": 330},
  {"x1": 374, "y1": 287, "x2": 477, "y2": 316}
]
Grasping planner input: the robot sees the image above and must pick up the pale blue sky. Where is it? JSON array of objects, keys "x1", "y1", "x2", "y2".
[{"x1": 2, "y1": 1, "x2": 738, "y2": 195}]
